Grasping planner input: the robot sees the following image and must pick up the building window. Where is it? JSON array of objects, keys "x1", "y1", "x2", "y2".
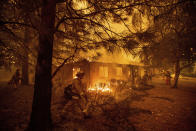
[
  {"x1": 99, "y1": 66, "x2": 108, "y2": 77},
  {"x1": 116, "y1": 67, "x2": 122, "y2": 76}
]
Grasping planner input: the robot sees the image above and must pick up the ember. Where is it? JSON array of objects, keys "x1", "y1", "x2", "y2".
[{"x1": 88, "y1": 82, "x2": 112, "y2": 93}]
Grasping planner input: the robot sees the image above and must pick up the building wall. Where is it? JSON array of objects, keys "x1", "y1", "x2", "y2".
[
  {"x1": 56, "y1": 60, "x2": 145, "y2": 88},
  {"x1": 53, "y1": 60, "x2": 91, "y2": 87},
  {"x1": 52, "y1": 64, "x2": 73, "y2": 87},
  {"x1": 89, "y1": 62, "x2": 130, "y2": 86}
]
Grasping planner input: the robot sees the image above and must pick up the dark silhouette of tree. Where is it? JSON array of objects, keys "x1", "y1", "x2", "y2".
[
  {"x1": 2, "y1": 0, "x2": 195, "y2": 130},
  {"x1": 27, "y1": 0, "x2": 56, "y2": 130},
  {"x1": 0, "y1": 0, "x2": 39, "y2": 84},
  {"x1": 136, "y1": 0, "x2": 196, "y2": 88}
]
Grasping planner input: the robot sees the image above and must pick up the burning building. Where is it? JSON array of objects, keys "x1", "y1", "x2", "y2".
[{"x1": 54, "y1": 59, "x2": 146, "y2": 92}]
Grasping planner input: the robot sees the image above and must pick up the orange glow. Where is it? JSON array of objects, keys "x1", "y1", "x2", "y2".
[
  {"x1": 88, "y1": 82, "x2": 112, "y2": 93},
  {"x1": 80, "y1": 48, "x2": 142, "y2": 65},
  {"x1": 72, "y1": 67, "x2": 80, "y2": 79}
]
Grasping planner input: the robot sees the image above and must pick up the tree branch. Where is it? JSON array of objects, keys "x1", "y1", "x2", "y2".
[
  {"x1": 0, "y1": 21, "x2": 37, "y2": 30},
  {"x1": 52, "y1": 48, "x2": 78, "y2": 78},
  {"x1": 180, "y1": 61, "x2": 195, "y2": 71},
  {"x1": 56, "y1": 16, "x2": 124, "y2": 38}
]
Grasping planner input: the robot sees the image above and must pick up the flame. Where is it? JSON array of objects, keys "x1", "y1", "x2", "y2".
[
  {"x1": 88, "y1": 82, "x2": 112, "y2": 93},
  {"x1": 73, "y1": 67, "x2": 80, "y2": 79},
  {"x1": 74, "y1": 76, "x2": 78, "y2": 79}
]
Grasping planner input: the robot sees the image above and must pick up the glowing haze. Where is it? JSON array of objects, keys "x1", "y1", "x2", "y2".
[{"x1": 71, "y1": 0, "x2": 150, "y2": 65}]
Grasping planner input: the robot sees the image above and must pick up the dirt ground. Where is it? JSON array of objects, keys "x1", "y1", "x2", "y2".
[
  {"x1": 0, "y1": 77, "x2": 196, "y2": 131},
  {"x1": 129, "y1": 77, "x2": 196, "y2": 131}
]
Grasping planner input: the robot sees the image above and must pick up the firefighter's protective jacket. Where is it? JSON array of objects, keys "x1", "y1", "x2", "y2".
[{"x1": 71, "y1": 78, "x2": 86, "y2": 99}]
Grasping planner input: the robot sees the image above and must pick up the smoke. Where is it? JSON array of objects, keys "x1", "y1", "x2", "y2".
[{"x1": 80, "y1": 48, "x2": 142, "y2": 65}]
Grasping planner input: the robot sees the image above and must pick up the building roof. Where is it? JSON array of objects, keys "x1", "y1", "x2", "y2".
[{"x1": 80, "y1": 48, "x2": 144, "y2": 66}]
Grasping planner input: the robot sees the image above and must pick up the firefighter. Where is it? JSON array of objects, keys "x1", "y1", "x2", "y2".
[
  {"x1": 165, "y1": 71, "x2": 171, "y2": 85},
  {"x1": 63, "y1": 71, "x2": 89, "y2": 119},
  {"x1": 8, "y1": 69, "x2": 20, "y2": 88}
]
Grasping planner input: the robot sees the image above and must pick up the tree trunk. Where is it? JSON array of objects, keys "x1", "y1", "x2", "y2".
[
  {"x1": 21, "y1": 55, "x2": 29, "y2": 85},
  {"x1": 173, "y1": 59, "x2": 180, "y2": 88},
  {"x1": 21, "y1": 46, "x2": 29, "y2": 85},
  {"x1": 21, "y1": 17, "x2": 29, "y2": 85},
  {"x1": 21, "y1": 14, "x2": 30, "y2": 85},
  {"x1": 27, "y1": 0, "x2": 56, "y2": 131}
]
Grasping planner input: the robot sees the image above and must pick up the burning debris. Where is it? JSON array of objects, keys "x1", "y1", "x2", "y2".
[
  {"x1": 52, "y1": 58, "x2": 151, "y2": 129},
  {"x1": 88, "y1": 82, "x2": 112, "y2": 93},
  {"x1": 53, "y1": 78, "x2": 135, "y2": 130}
]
